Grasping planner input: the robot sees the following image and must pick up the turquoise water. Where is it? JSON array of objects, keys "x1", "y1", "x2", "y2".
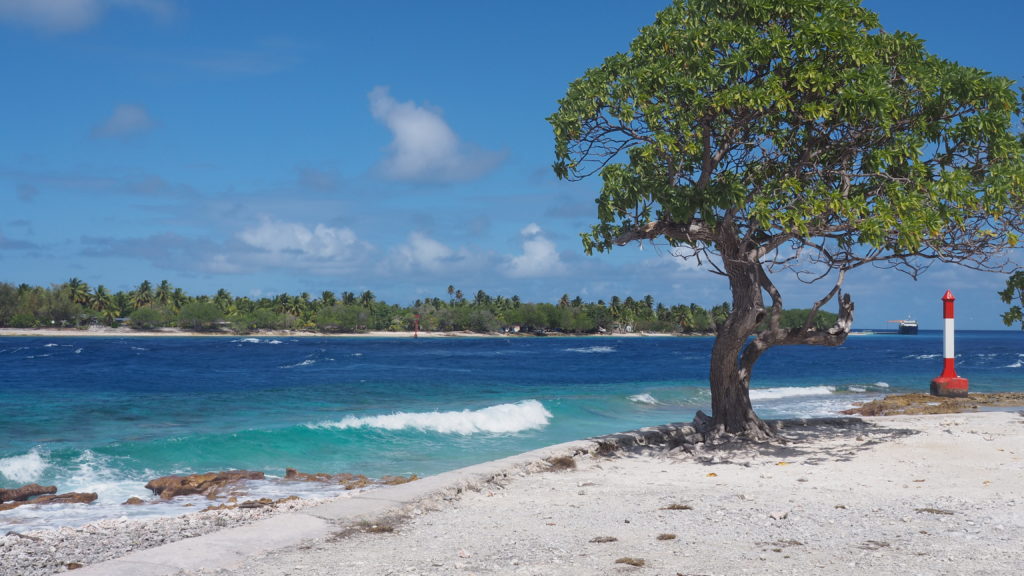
[{"x1": 1, "y1": 332, "x2": 1022, "y2": 530}]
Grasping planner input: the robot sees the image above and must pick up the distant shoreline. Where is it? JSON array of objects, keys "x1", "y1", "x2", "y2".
[{"x1": 0, "y1": 326, "x2": 691, "y2": 339}]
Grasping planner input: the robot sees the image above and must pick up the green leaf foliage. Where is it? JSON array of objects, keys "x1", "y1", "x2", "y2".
[
  {"x1": 999, "y1": 271, "x2": 1024, "y2": 329},
  {"x1": 550, "y1": 0, "x2": 1024, "y2": 262}
]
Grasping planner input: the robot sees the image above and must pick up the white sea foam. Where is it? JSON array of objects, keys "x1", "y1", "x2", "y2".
[
  {"x1": 43, "y1": 343, "x2": 58, "y2": 348},
  {"x1": 314, "y1": 400, "x2": 553, "y2": 435},
  {"x1": 0, "y1": 448, "x2": 49, "y2": 483},
  {"x1": 75, "y1": 348, "x2": 84, "y2": 354},
  {"x1": 282, "y1": 359, "x2": 317, "y2": 368},
  {"x1": 1006, "y1": 361, "x2": 1023, "y2": 368},
  {"x1": 564, "y1": 346, "x2": 616, "y2": 354},
  {"x1": 905, "y1": 353, "x2": 942, "y2": 360},
  {"x1": 749, "y1": 386, "x2": 836, "y2": 400},
  {"x1": 873, "y1": 382, "x2": 890, "y2": 388},
  {"x1": 628, "y1": 393, "x2": 660, "y2": 405},
  {"x1": 849, "y1": 386, "x2": 866, "y2": 393},
  {"x1": 269, "y1": 340, "x2": 283, "y2": 345}
]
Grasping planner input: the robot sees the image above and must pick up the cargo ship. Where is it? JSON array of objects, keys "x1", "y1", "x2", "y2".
[{"x1": 887, "y1": 319, "x2": 918, "y2": 334}]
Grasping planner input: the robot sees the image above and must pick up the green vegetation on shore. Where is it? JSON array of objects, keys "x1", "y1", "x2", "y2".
[{"x1": 0, "y1": 279, "x2": 838, "y2": 335}]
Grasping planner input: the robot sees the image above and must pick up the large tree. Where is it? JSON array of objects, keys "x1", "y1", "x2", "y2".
[{"x1": 550, "y1": 0, "x2": 1024, "y2": 437}]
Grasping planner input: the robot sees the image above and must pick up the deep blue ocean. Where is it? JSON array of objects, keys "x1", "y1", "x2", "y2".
[{"x1": 2, "y1": 331, "x2": 1022, "y2": 531}]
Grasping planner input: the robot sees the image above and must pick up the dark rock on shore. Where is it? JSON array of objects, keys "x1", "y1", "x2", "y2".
[
  {"x1": 0, "y1": 491, "x2": 98, "y2": 511},
  {"x1": 842, "y1": 392, "x2": 1024, "y2": 416},
  {"x1": 0, "y1": 483, "x2": 57, "y2": 503},
  {"x1": 284, "y1": 468, "x2": 418, "y2": 489},
  {"x1": 145, "y1": 470, "x2": 265, "y2": 500},
  {"x1": 284, "y1": 468, "x2": 373, "y2": 490}
]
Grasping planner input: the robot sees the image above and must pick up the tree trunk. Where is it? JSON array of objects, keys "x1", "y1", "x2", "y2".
[
  {"x1": 703, "y1": 235, "x2": 854, "y2": 439},
  {"x1": 706, "y1": 229, "x2": 775, "y2": 439}
]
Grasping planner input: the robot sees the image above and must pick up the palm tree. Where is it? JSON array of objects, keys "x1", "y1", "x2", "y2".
[
  {"x1": 130, "y1": 281, "x2": 153, "y2": 310},
  {"x1": 155, "y1": 280, "x2": 173, "y2": 307},
  {"x1": 286, "y1": 295, "x2": 306, "y2": 318},
  {"x1": 66, "y1": 278, "x2": 90, "y2": 305},
  {"x1": 643, "y1": 294, "x2": 655, "y2": 312},
  {"x1": 171, "y1": 288, "x2": 188, "y2": 312},
  {"x1": 320, "y1": 291, "x2": 337, "y2": 308},
  {"x1": 474, "y1": 290, "x2": 491, "y2": 307},
  {"x1": 89, "y1": 285, "x2": 119, "y2": 325},
  {"x1": 558, "y1": 294, "x2": 571, "y2": 308},
  {"x1": 359, "y1": 290, "x2": 375, "y2": 307},
  {"x1": 214, "y1": 288, "x2": 233, "y2": 313},
  {"x1": 234, "y1": 296, "x2": 255, "y2": 315},
  {"x1": 359, "y1": 291, "x2": 377, "y2": 329}
]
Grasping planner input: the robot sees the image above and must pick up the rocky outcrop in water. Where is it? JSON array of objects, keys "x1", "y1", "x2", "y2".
[
  {"x1": 0, "y1": 483, "x2": 57, "y2": 503},
  {"x1": 0, "y1": 492, "x2": 97, "y2": 511},
  {"x1": 284, "y1": 468, "x2": 373, "y2": 490},
  {"x1": 145, "y1": 470, "x2": 265, "y2": 500},
  {"x1": 284, "y1": 468, "x2": 418, "y2": 490}
]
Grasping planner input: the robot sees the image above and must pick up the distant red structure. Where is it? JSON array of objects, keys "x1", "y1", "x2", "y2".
[{"x1": 931, "y1": 290, "x2": 968, "y2": 397}]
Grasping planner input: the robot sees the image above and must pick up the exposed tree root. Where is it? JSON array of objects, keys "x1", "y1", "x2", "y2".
[{"x1": 693, "y1": 410, "x2": 778, "y2": 443}]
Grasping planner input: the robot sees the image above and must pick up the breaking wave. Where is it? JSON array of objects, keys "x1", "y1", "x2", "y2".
[
  {"x1": 564, "y1": 346, "x2": 616, "y2": 354},
  {"x1": 311, "y1": 400, "x2": 552, "y2": 435},
  {"x1": 749, "y1": 386, "x2": 836, "y2": 400},
  {"x1": 628, "y1": 393, "x2": 660, "y2": 405},
  {"x1": 0, "y1": 448, "x2": 49, "y2": 483}
]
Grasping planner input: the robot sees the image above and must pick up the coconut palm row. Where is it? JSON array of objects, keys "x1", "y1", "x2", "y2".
[{"x1": 1, "y1": 279, "x2": 832, "y2": 334}]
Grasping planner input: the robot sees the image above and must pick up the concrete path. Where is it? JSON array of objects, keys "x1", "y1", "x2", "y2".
[{"x1": 71, "y1": 440, "x2": 594, "y2": 575}]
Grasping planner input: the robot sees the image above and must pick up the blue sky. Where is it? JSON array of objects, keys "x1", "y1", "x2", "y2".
[{"x1": 1, "y1": 0, "x2": 1021, "y2": 330}]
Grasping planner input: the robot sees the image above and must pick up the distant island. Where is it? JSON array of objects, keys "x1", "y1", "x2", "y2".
[{"x1": 0, "y1": 279, "x2": 837, "y2": 336}]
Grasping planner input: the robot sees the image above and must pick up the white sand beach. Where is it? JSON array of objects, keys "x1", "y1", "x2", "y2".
[{"x1": 6, "y1": 410, "x2": 1022, "y2": 576}]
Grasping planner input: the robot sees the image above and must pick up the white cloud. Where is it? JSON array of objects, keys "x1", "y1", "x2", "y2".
[
  {"x1": 507, "y1": 223, "x2": 565, "y2": 278},
  {"x1": 92, "y1": 104, "x2": 155, "y2": 139},
  {"x1": 392, "y1": 231, "x2": 455, "y2": 272},
  {"x1": 0, "y1": 0, "x2": 172, "y2": 33},
  {"x1": 239, "y1": 218, "x2": 361, "y2": 259},
  {"x1": 368, "y1": 86, "x2": 503, "y2": 182}
]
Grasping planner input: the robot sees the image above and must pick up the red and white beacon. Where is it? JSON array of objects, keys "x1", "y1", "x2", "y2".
[{"x1": 930, "y1": 290, "x2": 969, "y2": 398}]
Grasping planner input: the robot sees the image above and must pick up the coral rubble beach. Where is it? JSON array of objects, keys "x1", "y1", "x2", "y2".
[{"x1": 3, "y1": 407, "x2": 1023, "y2": 575}]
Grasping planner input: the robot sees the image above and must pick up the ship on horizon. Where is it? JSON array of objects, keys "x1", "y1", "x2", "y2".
[{"x1": 887, "y1": 318, "x2": 919, "y2": 335}]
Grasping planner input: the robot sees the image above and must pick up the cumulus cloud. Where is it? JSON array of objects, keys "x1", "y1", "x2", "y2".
[
  {"x1": 507, "y1": 223, "x2": 565, "y2": 278},
  {"x1": 368, "y1": 86, "x2": 503, "y2": 182},
  {"x1": 0, "y1": 0, "x2": 172, "y2": 33},
  {"x1": 92, "y1": 104, "x2": 155, "y2": 139},
  {"x1": 238, "y1": 218, "x2": 362, "y2": 260},
  {"x1": 81, "y1": 220, "x2": 371, "y2": 276},
  {"x1": 391, "y1": 232, "x2": 456, "y2": 273}
]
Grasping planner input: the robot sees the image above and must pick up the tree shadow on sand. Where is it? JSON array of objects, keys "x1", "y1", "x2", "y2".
[{"x1": 590, "y1": 417, "x2": 921, "y2": 467}]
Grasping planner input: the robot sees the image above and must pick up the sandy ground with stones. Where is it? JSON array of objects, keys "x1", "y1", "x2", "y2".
[
  {"x1": 182, "y1": 411, "x2": 1024, "y2": 576},
  {"x1": 4, "y1": 411, "x2": 1023, "y2": 576}
]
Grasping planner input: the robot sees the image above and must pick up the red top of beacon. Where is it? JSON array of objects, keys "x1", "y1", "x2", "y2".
[{"x1": 942, "y1": 290, "x2": 955, "y2": 319}]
